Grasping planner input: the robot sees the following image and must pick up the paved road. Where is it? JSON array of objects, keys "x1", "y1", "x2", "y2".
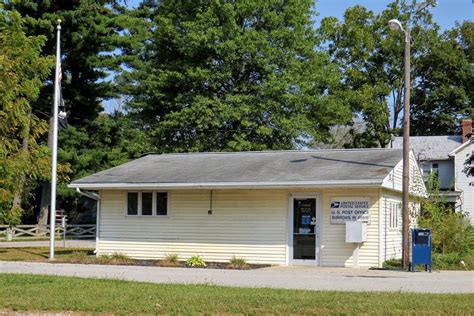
[
  {"x1": 0, "y1": 240, "x2": 95, "y2": 249},
  {"x1": 1, "y1": 261, "x2": 472, "y2": 293}
]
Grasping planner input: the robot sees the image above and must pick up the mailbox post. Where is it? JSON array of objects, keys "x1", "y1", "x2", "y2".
[{"x1": 410, "y1": 228, "x2": 432, "y2": 272}]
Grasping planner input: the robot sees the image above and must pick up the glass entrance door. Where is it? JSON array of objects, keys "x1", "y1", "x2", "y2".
[{"x1": 293, "y1": 198, "x2": 316, "y2": 260}]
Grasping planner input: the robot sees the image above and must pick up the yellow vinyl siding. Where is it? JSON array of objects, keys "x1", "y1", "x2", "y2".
[
  {"x1": 98, "y1": 190, "x2": 288, "y2": 264},
  {"x1": 380, "y1": 191, "x2": 403, "y2": 262},
  {"x1": 319, "y1": 189, "x2": 380, "y2": 268},
  {"x1": 98, "y1": 188, "x2": 384, "y2": 267}
]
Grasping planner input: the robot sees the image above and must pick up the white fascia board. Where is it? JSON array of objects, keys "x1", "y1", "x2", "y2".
[
  {"x1": 381, "y1": 151, "x2": 427, "y2": 197},
  {"x1": 382, "y1": 159, "x2": 403, "y2": 192},
  {"x1": 448, "y1": 140, "x2": 472, "y2": 156},
  {"x1": 410, "y1": 150, "x2": 428, "y2": 197},
  {"x1": 68, "y1": 180, "x2": 382, "y2": 190}
]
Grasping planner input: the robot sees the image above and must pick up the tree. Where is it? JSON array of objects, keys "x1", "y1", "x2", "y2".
[
  {"x1": 7, "y1": 0, "x2": 125, "y2": 126},
  {"x1": 418, "y1": 173, "x2": 472, "y2": 256},
  {"x1": 6, "y1": 0, "x2": 126, "y2": 228},
  {"x1": 120, "y1": 0, "x2": 351, "y2": 152},
  {"x1": 0, "y1": 7, "x2": 51, "y2": 226},
  {"x1": 54, "y1": 112, "x2": 151, "y2": 222},
  {"x1": 319, "y1": 0, "x2": 440, "y2": 148},
  {"x1": 410, "y1": 21, "x2": 473, "y2": 135},
  {"x1": 57, "y1": 112, "x2": 153, "y2": 209}
]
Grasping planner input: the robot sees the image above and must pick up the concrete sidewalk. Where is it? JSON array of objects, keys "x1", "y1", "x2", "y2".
[
  {"x1": 1, "y1": 261, "x2": 472, "y2": 293},
  {"x1": 0, "y1": 240, "x2": 95, "y2": 248}
]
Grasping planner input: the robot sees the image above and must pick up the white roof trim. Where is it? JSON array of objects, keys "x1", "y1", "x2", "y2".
[
  {"x1": 68, "y1": 179, "x2": 383, "y2": 190},
  {"x1": 381, "y1": 150, "x2": 427, "y2": 197},
  {"x1": 449, "y1": 140, "x2": 472, "y2": 156}
]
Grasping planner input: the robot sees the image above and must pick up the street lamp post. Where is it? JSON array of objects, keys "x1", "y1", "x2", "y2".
[{"x1": 388, "y1": 18, "x2": 411, "y2": 269}]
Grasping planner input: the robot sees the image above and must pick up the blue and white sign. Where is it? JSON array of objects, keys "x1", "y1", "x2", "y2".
[{"x1": 330, "y1": 198, "x2": 370, "y2": 224}]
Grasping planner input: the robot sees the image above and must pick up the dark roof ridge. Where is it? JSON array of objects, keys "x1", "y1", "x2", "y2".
[{"x1": 144, "y1": 148, "x2": 400, "y2": 157}]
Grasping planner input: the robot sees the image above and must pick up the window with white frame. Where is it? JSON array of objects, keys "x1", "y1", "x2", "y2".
[
  {"x1": 421, "y1": 162, "x2": 439, "y2": 182},
  {"x1": 389, "y1": 202, "x2": 399, "y2": 229},
  {"x1": 127, "y1": 191, "x2": 168, "y2": 216}
]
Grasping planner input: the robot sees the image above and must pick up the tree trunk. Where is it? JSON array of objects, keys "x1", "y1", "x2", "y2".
[
  {"x1": 37, "y1": 115, "x2": 54, "y2": 233},
  {"x1": 37, "y1": 184, "x2": 51, "y2": 233},
  {"x1": 11, "y1": 109, "x2": 31, "y2": 211},
  {"x1": 392, "y1": 85, "x2": 403, "y2": 130}
]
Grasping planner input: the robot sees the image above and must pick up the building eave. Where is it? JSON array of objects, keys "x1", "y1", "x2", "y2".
[
  {"x1": 449, "y1": 140, "x2": 472, "y2": 156},
  {"x1": 68, "y1": 180, "x2": 383, "y2": 190}
]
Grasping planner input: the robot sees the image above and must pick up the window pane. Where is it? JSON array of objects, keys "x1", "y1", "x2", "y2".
[
  {"x1": 142, "y1": 192, "x2": 153, "y2": 215},
  {"x1": 127, "y1": 192, "x2": 138, "y2": 215},
  {"x1": 156, "y1": 192, "x2": 168, "y2": 215}
]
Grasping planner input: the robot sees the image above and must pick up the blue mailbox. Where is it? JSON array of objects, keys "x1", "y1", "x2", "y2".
[{"x1": 410, "y1": 228, "x2": 432, "y2": 272}]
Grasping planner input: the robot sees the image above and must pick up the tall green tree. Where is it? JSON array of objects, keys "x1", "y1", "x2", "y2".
[
  {"x1": 120, "y1": 0, "x2": 351, "y2": 152},
  {"x1": 0, "y1": 7, "x2": 51, "y2": 226},
  {"x1": 410, "y1": 21, "x2": 473, "y2": 135},
  {"x1": 319, "y1": 0, "x2": 439, "y2": 147},
  {"x1": 6, "y1": 0, "x2": 127, "y2": 228},
  {"x1": 6, "y1": 0, "x2": 125, "y2": 126},
  {"x1": 55, "y1": 112, "x2": 153, "y2": 218}
]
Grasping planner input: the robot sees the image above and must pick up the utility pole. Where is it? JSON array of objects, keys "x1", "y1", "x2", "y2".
[
  {"x1": 402, "y1": 24, "x2": 411, "y2": 269},
  {"x1": 388, "y1": 18, "x2": 411, "y2": 269}
]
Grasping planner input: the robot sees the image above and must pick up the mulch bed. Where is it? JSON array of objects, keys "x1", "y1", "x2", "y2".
[{"x1": 57, "y1": 256, "x2": 271, "y2": 270}]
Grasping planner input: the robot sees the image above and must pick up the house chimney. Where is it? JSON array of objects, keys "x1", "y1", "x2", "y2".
[{"x1": 461, "y1": 119, "x2": 472, "y2": 143}]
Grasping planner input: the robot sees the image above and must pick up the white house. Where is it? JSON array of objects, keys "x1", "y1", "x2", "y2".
[
  {"x1": 449, "y1": 139, "x2": 474, "y2": 224},
  {"x1": 390, "y1": 119, "x2": 473, "y2": 224},
  {"x1": 69, "y1": 148, "x2": 426, "y2": 268}
]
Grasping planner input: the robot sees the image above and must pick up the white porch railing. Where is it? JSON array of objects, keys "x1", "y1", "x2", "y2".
[{"x1": 0, "y1": 224, "x2": 96, "y2": 239}]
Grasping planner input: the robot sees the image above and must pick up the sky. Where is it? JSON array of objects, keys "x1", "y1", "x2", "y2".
[
  {"x1": 125, "y1": 0, "x2": 473, "y2": 29},
  {"x1": 315, "y1": 0, "x2": 472, "y2": 30},
  {"x1": 104, "y1": 0, "x2": 473, "y2": 112}
]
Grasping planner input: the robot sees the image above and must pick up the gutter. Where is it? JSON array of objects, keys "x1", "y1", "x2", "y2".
[
  {"x1": 68, "y1": 180, "x2": 383, "y2": 190},
  {"x1": 75, "y1": 188, "x2": 99, "y2": 200}
]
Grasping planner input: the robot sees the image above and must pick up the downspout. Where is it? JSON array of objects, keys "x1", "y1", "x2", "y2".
[
  {"x1": 76, "y1": 188, "x2": 100, "y2": 254},
  {"x1": 76, "y1": 188, "x2": 99, "y2": 201},
  {"x1": 385, "y1": 198, "x2": 387, "y2": 262}
]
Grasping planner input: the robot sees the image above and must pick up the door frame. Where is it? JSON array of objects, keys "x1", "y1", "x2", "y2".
[{"x1": 287, "y1": 193, "x2": 321, "y2": 266}]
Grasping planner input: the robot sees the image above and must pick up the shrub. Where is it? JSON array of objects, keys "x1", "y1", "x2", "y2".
[
  {"x1": 418, "y1": 173, "x2": 473, "y2": 256},
  {"x1": 383, "y1": 253, "x2": 473, "y2": 270},
  {"x1": 0, "y1": 206, "x2": 23, "y2": 228},
  {"x1": 110, "y1": 252, "x2": 130, "y2": 260},
  {"x1": 96, "y1": 252, "x2": 131, "y2": 264},
  {"x1": 96, "y1": 254, "x2": 112, "y2": 264},
  {"x1": 69, "y1": 250, "x2": 90, "y2": 262},
  {"x1": 229, "y1": 256, "x2": 248, "y2": 269},
  {"x1": 161, "y1": 254, "x2": 180, "y2": 267},
  {"x1": 433, "y1": 253, "x2": 473, "y2": 270},
  {"x1": 186, "y1": 255, "x2": 206, "y2": 267},
  {"x1": 383, "y1": 259, "x2": 403, "y2": 270}
]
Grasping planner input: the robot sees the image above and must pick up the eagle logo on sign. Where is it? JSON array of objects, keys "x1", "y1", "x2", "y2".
[{"x1": 331, "y1": 202, "x2": 340, "y2": 208}]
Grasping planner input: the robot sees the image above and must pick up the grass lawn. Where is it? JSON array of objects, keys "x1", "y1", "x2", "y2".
[
  {"x1": 0, "y1": 247, "x2": 95, "y2": 262},
  {"x1": 0, "y1": 274, "x2": 472, "y2": 315}
]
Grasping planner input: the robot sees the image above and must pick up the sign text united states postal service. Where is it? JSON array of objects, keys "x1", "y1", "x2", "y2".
[{"x1": 330, "y1": 198, "x2": 370, "y2": 224}]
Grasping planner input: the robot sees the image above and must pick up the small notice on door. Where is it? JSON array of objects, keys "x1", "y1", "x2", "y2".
[{"x1": 330, "y1": 198, "x2": 370, "y2": 224}]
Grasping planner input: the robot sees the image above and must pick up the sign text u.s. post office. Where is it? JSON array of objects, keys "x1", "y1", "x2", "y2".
[{"x1": 330, "y1": 198, "x2": 370, "y2": 224}]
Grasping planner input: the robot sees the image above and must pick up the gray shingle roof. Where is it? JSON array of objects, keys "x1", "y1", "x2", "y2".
[
  {"x1": 70, "y1": 149, "x2": 402, "y2": 189},
  {"x1": 390, "y1": 136, "x2": 462, "y2": 161}
]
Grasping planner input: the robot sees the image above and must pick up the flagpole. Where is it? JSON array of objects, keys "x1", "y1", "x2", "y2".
[{"x1": 50, "y1": 19, "x2": 62, "y2": 260}]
